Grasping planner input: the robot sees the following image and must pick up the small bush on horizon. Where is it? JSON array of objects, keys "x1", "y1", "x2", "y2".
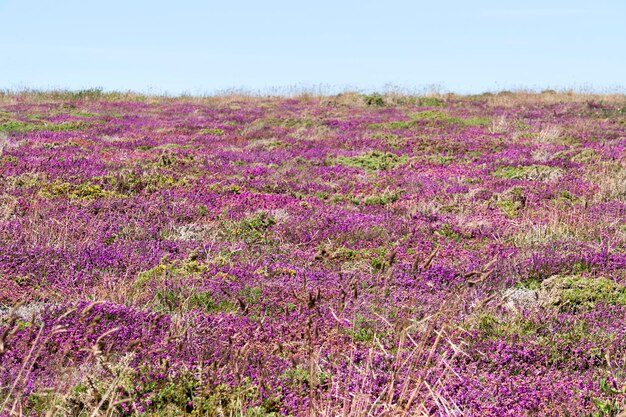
[{"x1": 363, "y1": 93, "x2": 385, "y2": 107}]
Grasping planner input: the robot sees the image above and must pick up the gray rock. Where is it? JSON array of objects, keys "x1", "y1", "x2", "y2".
[
  {"x1": 501, "y1": 287, "x2": 539, "y2": 313},
  {"x1": 0, "y1": 303, "x2": 48, "y2": 322}
]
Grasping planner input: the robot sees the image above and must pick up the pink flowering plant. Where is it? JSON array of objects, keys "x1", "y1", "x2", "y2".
[{"x1": 1, "y1": 90, "x2": 626, "y2": 415}]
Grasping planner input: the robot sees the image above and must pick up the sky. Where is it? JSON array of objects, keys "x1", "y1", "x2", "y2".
[{"x1": 0, "y1": 0, "x2": 624, "y2": 95}]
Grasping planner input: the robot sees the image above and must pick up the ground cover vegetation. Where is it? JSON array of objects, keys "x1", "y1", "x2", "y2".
[{"x1": 1, "y1": 89, "x2": 626, "y2": 416}]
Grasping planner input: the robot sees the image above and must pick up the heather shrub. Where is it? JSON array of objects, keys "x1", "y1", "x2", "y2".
[{"x1": 2, "y1": 92, "x2": 626, "y2": 416}]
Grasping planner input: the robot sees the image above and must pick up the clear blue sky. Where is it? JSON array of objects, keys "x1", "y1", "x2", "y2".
[{"x1": 0, "y1": 0, "x2": 624, "y2": 95}]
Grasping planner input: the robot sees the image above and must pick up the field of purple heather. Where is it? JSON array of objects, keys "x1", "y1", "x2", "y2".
[{"x1": 1, "y1": 91, "x2": 626, "y2": 416}]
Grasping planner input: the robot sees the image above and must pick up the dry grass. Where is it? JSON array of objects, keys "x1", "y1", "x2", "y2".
[
  {"x1": 488, "y1": 114, "x2": 509, "y2": 134},
  {"x1": 510, "y1": 215, "x2": 593, "y2": 247},
  {"x1": 0, "y1": 133, "x2": 9, "y2": 156},
  {"x1": 2, "y1": 89, "x2": 624, "y2": 110},
  {"x1": 315, "y1": 296, "x2": 471, "y2": 416},
  {"x1": 485, "y1": 90, "x2": 626, "y2": 107},
  {"x1": 535, "y1": 124, "x2": 563, "y2": 144},
  {"x1": 586, "y1": 161, "x2": 626, "y2": 203}
]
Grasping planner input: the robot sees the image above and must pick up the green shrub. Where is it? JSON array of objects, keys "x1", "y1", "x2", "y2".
[
  {"x1": 363, "y1": 93, "x2": 385, "y2": 107},
  {"x1": 70, "y1": 88, "x2": 104, "y2": 100}
]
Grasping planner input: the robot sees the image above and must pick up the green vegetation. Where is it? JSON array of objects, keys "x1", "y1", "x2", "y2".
[
  {"x1": 422, "y1": 154, "x2": 456, "y2": 165},
  {"x1": 494, "y1": 187, "x2": 526, "y2": 219},
  {"x1": 280, "y1": 366, "x2": 329, "y2": 396},
  {"x1": 198, "y1": 127, "x2": 225, "y2": 135},
  {"x1": 131, "y1": 372, "x2": 270, "y2": 416},
  {"x1": 463, "y1": 117, "x2": 491, "y2": 126},
  {"x1": 411, "y1": 111, "x2": 490, "y2": 127},
  {"x1": 410, "y1": 110, "x2": 453, "y2": 121},
  {"x1": 497, "y1": 200, "x2": 522, "y2": 219},
  {"x1": 0, "y1": 120, "x2": 87, "y2": 133},
  {"x1": 349, "y1": 314, "x2": 378, "y2": 343},
  {"x1": 571, "y1": 149, "x2": 599, "y2": 163},
  {"x1": 317, "y1": 244, "x2": 388, "y2": 272},
  {"x1": 39, "y1": 181, "x2": 122, "y2": 200},
  {"x1": 591, "y1": 379, "x2": 626, "y2": 417},
  {"x1": 541, "y1": 275, "x2": 626, "y2": 312},
  {"x1": 368, "y1": 111, "x2": 490, "y2": 130},
  {"x1": 335, "y1": 150, "x2": 407, "y2": 171},
  {"x1": 363, "y1": 93, "x2": 385, "y2": 107},
  {"x1": 361, "y1": 190, "x2": 402, "y2": 206},
  {"x1": 474, "y1": 312, "x2": 539, "y2": 340},
  {"x1": 135, "y1": 258, "x2": 209, "y2": 287},
  {"x1": 369, "y1": 132, "x2": 406, "y2": 149},
  {"x1": 134, "y1": 258, "x2": 239, "y2": 314},
  {"x1": 154, "y1": 288, "x2": 236, "y2": 314},
  {"x1": 417, "y1": 97, "x2": 445, "y2": 107},
  {"x1": 216, "y1": 211, "x2": 277, "y2": 245},
  {"x1": 436, "y1": 223, "x2": 463, "y2": 241}
]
